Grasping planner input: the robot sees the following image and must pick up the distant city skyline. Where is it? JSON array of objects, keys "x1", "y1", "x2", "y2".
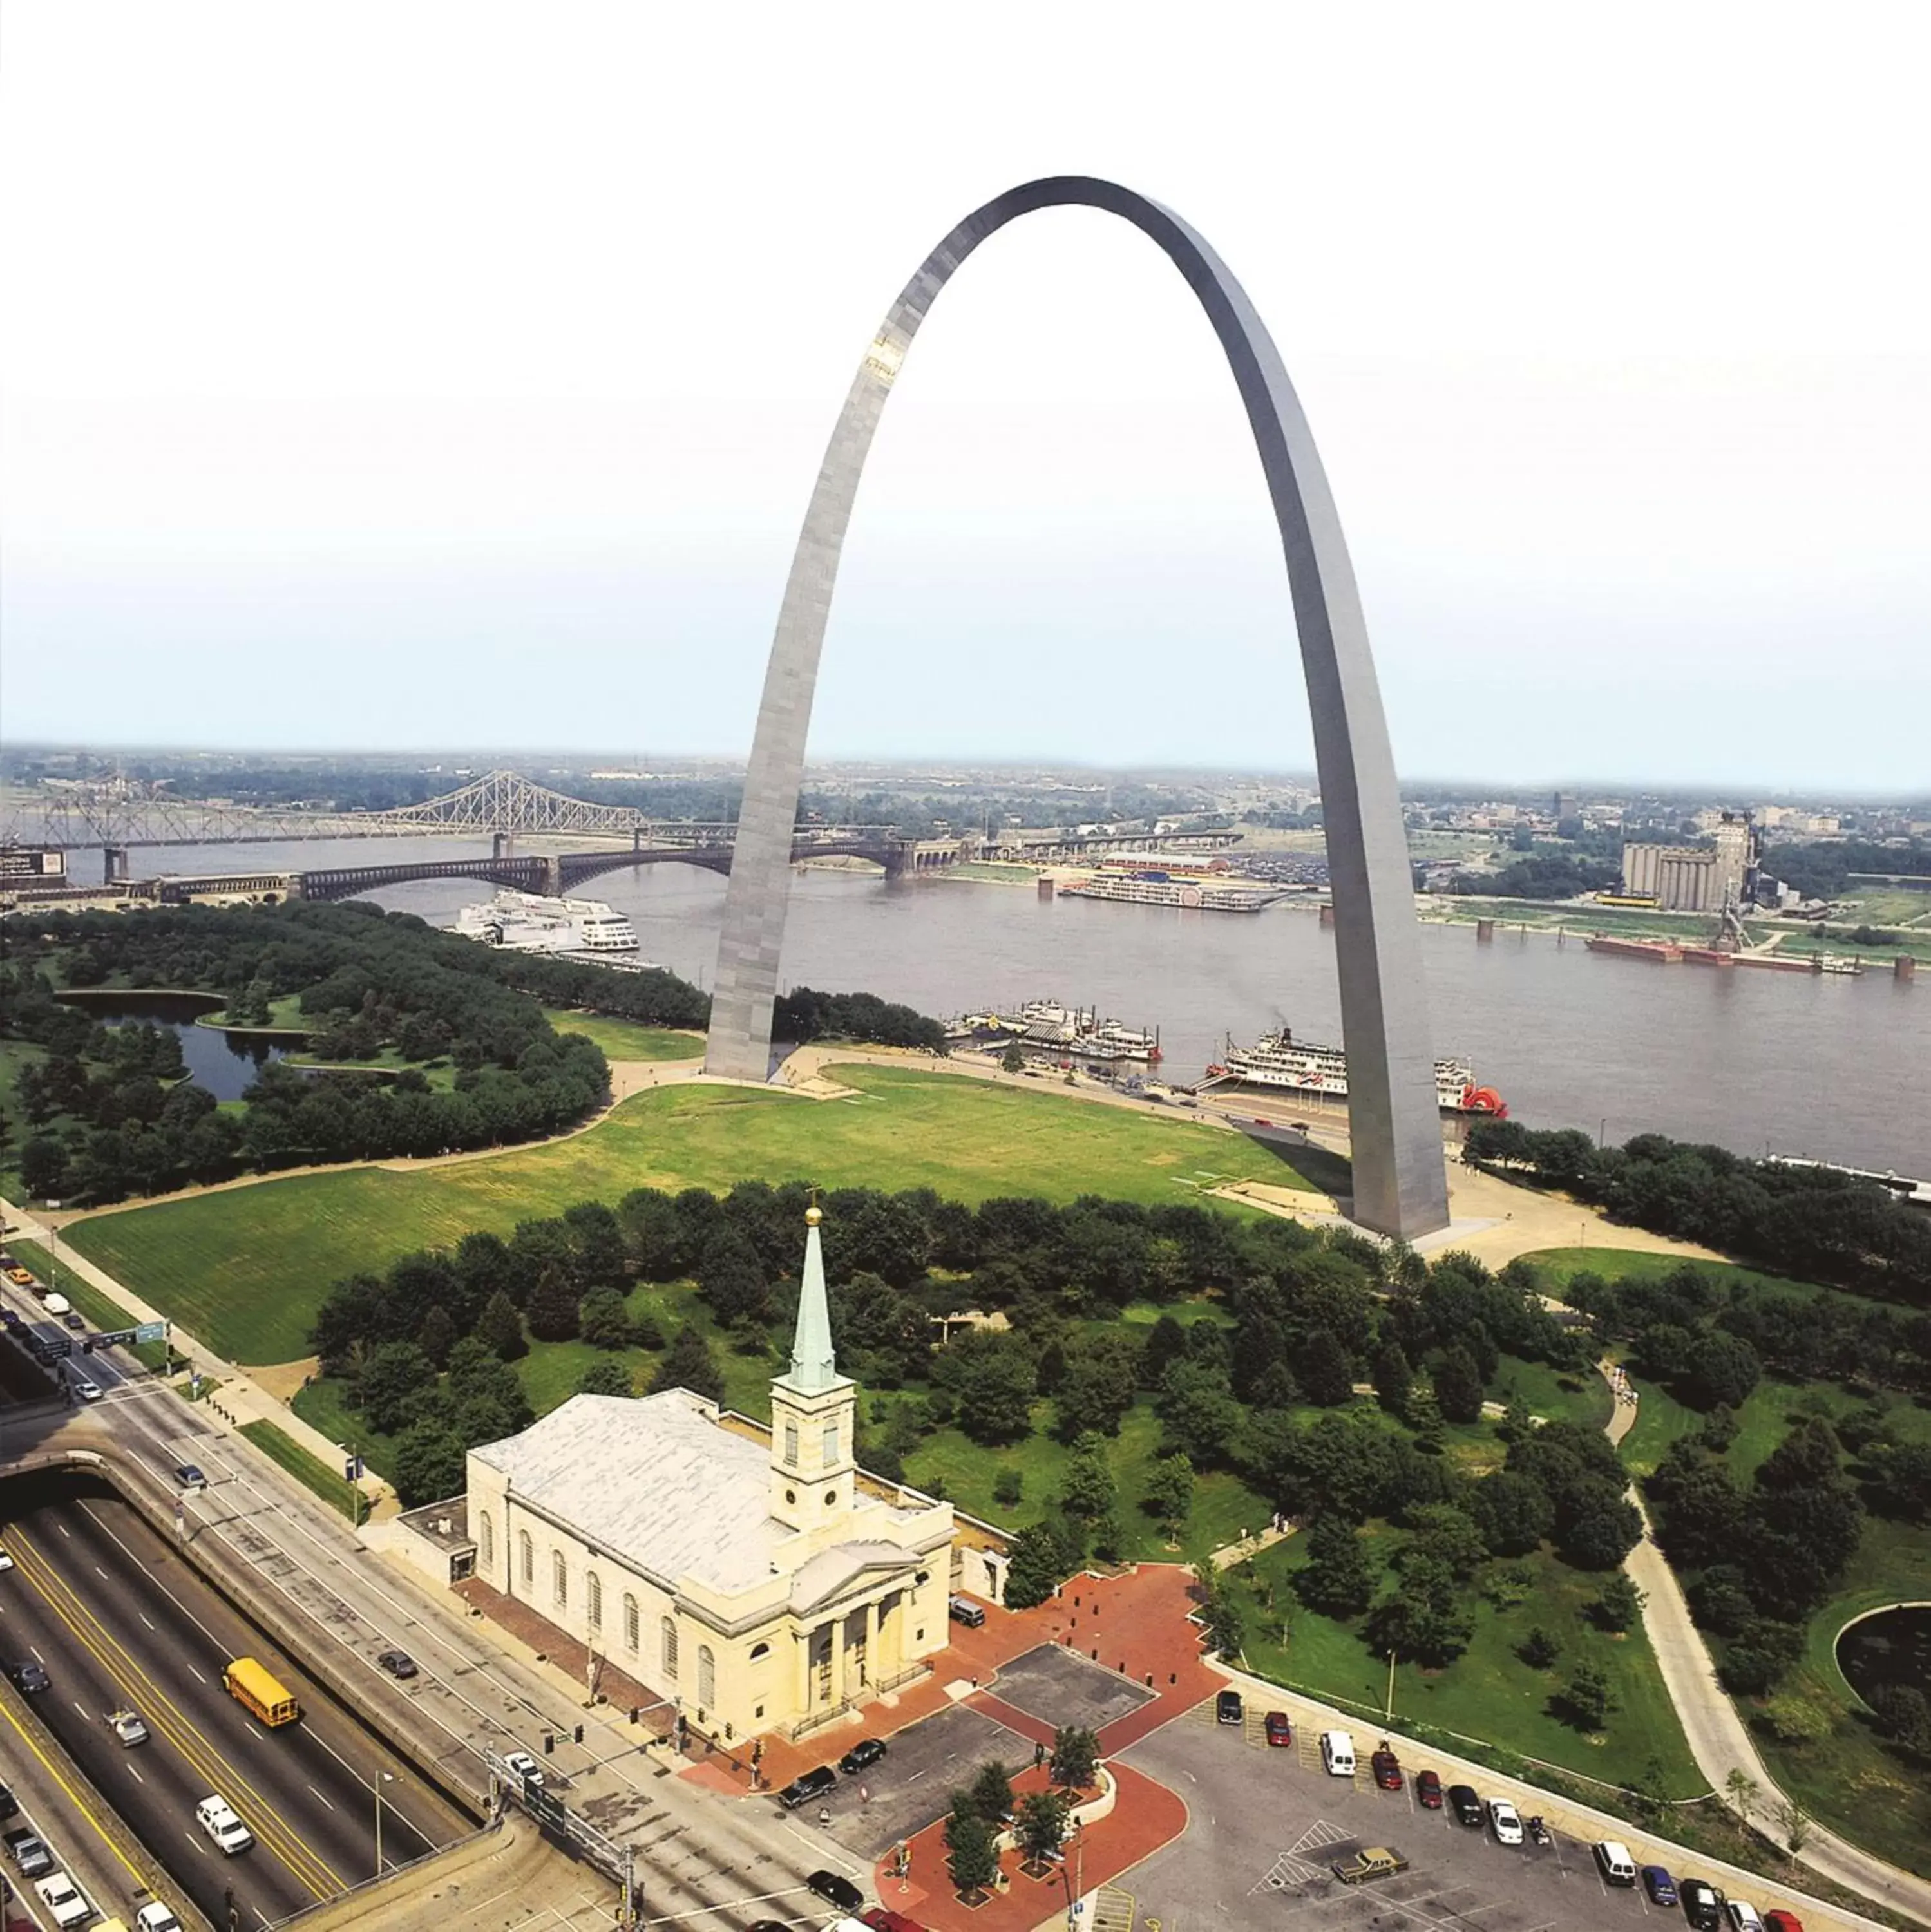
[{"x1": 3, "y1": 8, "x2": 1926, "y2": 789}]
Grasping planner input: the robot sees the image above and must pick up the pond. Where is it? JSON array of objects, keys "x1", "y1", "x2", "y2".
[
  {"x1": 56, "y1": 991, "x2": 303, "y2": 1102},
  {"x1": 1836, "y1": 1604, "x2": 1931, "y2": 1706}
]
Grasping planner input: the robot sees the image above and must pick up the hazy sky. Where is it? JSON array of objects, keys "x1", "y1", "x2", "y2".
[{"x1": 3, "y1": 3, "x2": 1927, "y2": 791}]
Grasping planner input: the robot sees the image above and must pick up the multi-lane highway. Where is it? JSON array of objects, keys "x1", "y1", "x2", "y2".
[{"x1": 0, "y1": 1468, "x2": 467, "y2": 1927}]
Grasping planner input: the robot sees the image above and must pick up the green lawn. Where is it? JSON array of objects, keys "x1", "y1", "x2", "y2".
[
  {"x1": 239, "y1": 1419, "x2": 363, "y2": 1520},
  {"x1": 1233, "y1": 1528, "x2": 1706, "y2": 1799},
  {"x1": 64, "y1": 1066, "x2": 1317, "y2": 1364},
  {"x1": 537, "y1": 1009, "x2": 706, "y2": 1062}
]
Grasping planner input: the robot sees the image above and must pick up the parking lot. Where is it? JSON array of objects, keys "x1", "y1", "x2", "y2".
[
  {"x1": 988, "y1": 1643, "x2": 1157, "y2": 1733},
  {"x1": 1121, "y1": 1706, "x2": 1736, "y2": 1932}
]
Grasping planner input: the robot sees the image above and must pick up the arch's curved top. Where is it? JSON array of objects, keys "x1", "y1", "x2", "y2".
[{"x1": 704, "y1": 177, "x2": 1448, "y2": 1240}]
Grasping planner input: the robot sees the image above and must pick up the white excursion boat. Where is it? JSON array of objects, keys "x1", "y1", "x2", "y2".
[
  {"x1": 1206, "y1": 1028, "x2": 1507, "y2": 1115},
  {"x1": 454, "y1": 888, "x2": 647, "y2": 958}
]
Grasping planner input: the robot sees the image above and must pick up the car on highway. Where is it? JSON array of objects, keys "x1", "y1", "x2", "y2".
[
  {"x1": 808, "y1": 1869, "x2": 865, "y2": 1912},
  {"x1": 71, "y1": 1377, "x2": 102, "y2": 1402},
  {"x1": 3, "y1": 1828, "x2": 53, "y2": 1877},
  {"x1": 1370, "y1": 1745, "x2": 1403, "y2": 1790},
  {"x1": 62, "y1": 1312, "x2": 85, "y2": 1331},
  {"x1": 1643, "y1": 1866, "x2": 1680, "y2": 1906},
  {"x1": 0, "y1": 1546, "x2": 12, "y2": 1571},
  {"x1": 0, "y1": 1307, "x2": 20, "y2": 1328},
  {"x1": 1215, "y1": 1689, "x2": 1243, "y2": 1725},
  {"x1": 5, "y1": 1266, "x2": 33, "y2": 1287},
  {"x1": 502, "y1": 1750, "x2": 545, "y2": 1791},
  {"x1": 10, "y1": 1660, "x2": 52, "y2": 1695},
  {"x1": 1487, "y1": 1797, "x2": 1524, "y2": 1846},
  {"x1": 0, "y1": 1783, "x2": 14, "y2": 1821},
  {"x1": 108, "y1": 1707, "x2": 151, "y2": 1747},
  {"x1": 1446, "y1": 1783, "x2": 1483, "y2": 1826},
  {"x1": 1681, "y1": 1878, "x2": 1727, "y2": 1930},
  {"x1": 35, "y1": 1870, "x2": 94, "y2": 1929},
  {"x1": 377, "y1": 1649, "x2": 419, "y2": 1680},
  {"x1": 35, "y1": 1870, "x2": 95, "y2": 1929},
  {"x1": 1332, "y1": 1846, "x2": 1410, "y2": 1884},
  {"x1": 1414, "y1": 1768, "x2": 1443, "y2": 1809},
  {"x1": 1264, "y1": 1711, "x2": 1293, "y2": 1747},
  {"x1": 196, "y1": 1794, "x2": 254, "y2": 1855},
  {"x1": 839, "y1": 1737, "x2": 886, "y2": 1775},
  {"x1": 174, "y1": 1464, "x2": 207, "y2": 1490},
  {"x1": 137, "y1": 1905, "x2": 185, "y2": 1932},
  {"x1": 778, "y1": 1765, "x2": 838, "y2": 1810}
]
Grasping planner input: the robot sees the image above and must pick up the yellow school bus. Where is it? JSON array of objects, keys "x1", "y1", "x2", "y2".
[{"x1": 224, "y1": 1656, "x2": 300, "y2": 1727}]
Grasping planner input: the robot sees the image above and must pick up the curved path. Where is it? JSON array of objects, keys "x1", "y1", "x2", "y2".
[{"x1": 1605, "y1": 1366, "x2": 1931, "y2": 1924}]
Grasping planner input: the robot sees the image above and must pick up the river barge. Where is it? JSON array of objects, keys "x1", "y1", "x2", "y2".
[{"x1": 1058, "y1": 869, "x2": 1281, "y2": 913}]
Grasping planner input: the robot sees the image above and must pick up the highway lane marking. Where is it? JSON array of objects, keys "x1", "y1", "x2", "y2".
[
  {"x1": 186, "y1": 1664, "x2": 207, "y2": 1684},
  {"x1": 7, "y1": 1520, "x2": 343, "y2": 1900},
  {"x1": 56, "y1": 1523, "x2": 70, "y2": 1537},
  {"x1": 71, "y1": 1700, "x2": 91, "y2": 1719},
  {"x1": 307, "y1": 1784, "x2": 336, "y2": 1811},
  {"x1": 78, "y1": 1499, "x2": 234, "y2": 1656},
  {"x1": 0, "y1": 1667, "x2": 149, "y2": 1889},
  {"x1": 139, "y1": 1613, "x2": 155, "y2": 1630},
  {"x1": 93, "y1": 1566, "x2": 109, "y2": 1580}
]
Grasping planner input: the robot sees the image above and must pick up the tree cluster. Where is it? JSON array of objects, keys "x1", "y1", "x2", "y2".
[
  {"x1": 1465, "y1": 1120, "x2": 1931, "y2": 1310},
  {"x1": 772, "y1": 987, "x2": 947, "y2": 1053},
  {"x1": 1446, "y1": 853, "x2": 1621, "y2": 900}
]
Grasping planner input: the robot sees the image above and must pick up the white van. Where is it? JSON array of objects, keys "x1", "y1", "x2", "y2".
[
  {"x1": 1594, "y1": 1841, "x2": 1638, "y2": 1886},
  {"x1": 1319, "y1": 1729, "x2": 1356, "y2": 1777},
  {"x1": 43, "y1": 1294, "x2": 71, "y2": 1318}
]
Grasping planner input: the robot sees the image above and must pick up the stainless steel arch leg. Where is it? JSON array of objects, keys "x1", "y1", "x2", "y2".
[{"x1": 705, "y1": 177, "x2": 1449, "y2": 1239}]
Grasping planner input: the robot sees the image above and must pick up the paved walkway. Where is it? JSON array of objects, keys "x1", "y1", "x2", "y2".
[{"x1": 1604, "y1": 1363, "x2": 1931, "y2": 1926}]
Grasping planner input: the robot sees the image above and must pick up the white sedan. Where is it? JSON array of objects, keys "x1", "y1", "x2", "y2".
[
  {"x1": 0, "y1": 1546, "x2": 13, "y2": 1571},
  {"x1": 1488, "y1": 1797, "x2": 1525, "y2": 1846}
]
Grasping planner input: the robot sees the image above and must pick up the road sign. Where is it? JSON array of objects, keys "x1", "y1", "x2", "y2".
[
  {"x1": 526, "y1": 1786, "x2": 566, "y2": 1831},
  {"x1": 135, "y1": 1321, "x2": 166, "y2": 1343},
  {"x1": 92, "y1": 1328, "x2": 139, "y2": 1349}
]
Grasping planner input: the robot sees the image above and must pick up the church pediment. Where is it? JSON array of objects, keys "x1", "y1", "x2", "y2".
[{"x1": 788, "y1": 1539, "x2": 921, "y2": 1615}]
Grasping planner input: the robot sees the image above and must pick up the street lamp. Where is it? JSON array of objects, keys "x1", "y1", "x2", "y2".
[{"x1": 374, "y1": 1770, "x2": 395, "y2": 1875}]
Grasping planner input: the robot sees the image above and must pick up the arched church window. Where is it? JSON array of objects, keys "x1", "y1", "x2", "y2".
[
  {"x1": 552, "y1": 1549, "x2": 567, "y2": 1608},
  {"x1": 585, "y1": 1569, "x2": 602, "y2": 1630},
  {"x1": 698, "y1": 1645, "x2": 716, "y2": 1710},
  {"x1": 518, "y1": 1530, "x2": 533, "y2": 1586},
  {"x1": 478, "y1": 1511, "x2": 493, "y2": 1568},
  {"x1": 661, "y1": 1617, "x2": 679, "y2": 1679},
  {"x1": 624, "y1": 1594, "x2": 640, "y2": 1651}
]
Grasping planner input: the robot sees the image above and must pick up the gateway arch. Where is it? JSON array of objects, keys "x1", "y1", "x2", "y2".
[{"x1": 705, "y1": 176, "x2": 1450, "y2": 1240}]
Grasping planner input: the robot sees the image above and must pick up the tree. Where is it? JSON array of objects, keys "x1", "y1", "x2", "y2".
[
  {"x1": 526, "y1": 1264, "x2": 582, "y2": 1343},
  {"x1": 1052, "y1": 1332, "x2": 1141, "y2": 1439},
  {"x1": 1686, "y1": 1332, "x2": 1762, "y2": 1412},
  {"x1": 19, "y1": 1134, "x2": 66, "y2": 1199},
  {"x1": 1200, "y1": 1569, "x2": 1244, "y2": 1658},
  {"x1": 1405, "y1": 1503, "x2": 1487, "y2": 1580},
  {"x1": 1470, "y1": 1469, "x2": 1554, "y2": 1557},
  {"x1": 649, "y1": 1325, "x2": 724, "y2": 1403},
  {"x1": 1295, "y1": 1514, "x2": 1375, "y2": 1618},
  {"x1": 1555, "y1": 1479, "x2": 1642, "y2": 1571},
  {"x1": 475, "y1": 1287, "x2": 527, "y2": 1361},
  {"x1": 1724, "y1": 1768, "x2": 1760, "y2": 1821},
  {"x1": 575, "y1": 1358, "x2": 635, "y2": 1398},
  {"x1": 392, "y1": 1421, "x2": 467, "y2": 1508},
  {"x1": 1432, "y1": 1345, "x2": 1485, "y2": 1424},
  {"x1": 969, "y1": 1759, "x2": 1014, "y2": 1823},
  {"x1": 993, "y1": 1467, "x2": 1024, "y2": 1507},
  {"x1": 1004, "y1": 1522, "x2": 1072, "y2": 1610},
  {"x1": 1000, "y1": 1045, "x2": 1026, "y2": 1075},
  {"x1": 1060, "y1": 1434, "x2": 1116, "y2": 1520},
  {"x1": 1519, "y1": 1625, "x2": 1561, "y2": 1669},
  {"x1": 945, "y1": 1805, "x2": 999, "y2": 1897},
  {"x1": 415, "y1": 1302, "x2": 457, "y2": 1370},
  {"x1": 1871, "y1": 1685, "x2": 1931, "y2": 1760},
  {"x1": 1591, "y1": 1573, "x2": 1643, "y2": 1633},
  {"x1": 947, "y1": 1341, "x2": 1037, "y2": 1445},
  {"x1": 1140, "y1": 1312, "x2": 1191, "y2": 1388},
  {"x1": 1297, "y1": 1329, "x2": 1356, "y2": 1408},
  {"x1": 1050, "y1": 1724, "x2": 1101, "y2": 1790},
  {"x1": 578, "y1": 1285, "x2": 634, "y2": 1350},
  {"x1": 1365, "y1": 1553, "x2": 1474, "y2": 1667},
  {"x1": 1371, "y1": 1341, "x2": 1412, "y2": 1418},
  {"x1": 1143, "y1": 1452, "x2": 1194, "y2": 1541},
  {"x1": 1015, "y1": 1791, "x2": 1071, "y2": 1869},
  {"x1": 1155, "y1": 1359, "x2": 1242, "y2": 1466},
  {"x1": 1558, "y1": 1657, "x2": 1614, "y2": 1731},
  {"x1": 698, "y1": 1229, "x2": 768, "y2": 1327},
  {"x1": 356, "y1": 1341, "x2": 432, "y2": 1435}
]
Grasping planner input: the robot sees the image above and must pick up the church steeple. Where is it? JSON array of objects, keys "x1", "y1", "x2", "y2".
[
  {"x1": 769, "y1": 1202, "x2": 857, "y2": 1537},
  {"x1": 779, "y1": 1204, "x2": 839, "y2": 1396}
]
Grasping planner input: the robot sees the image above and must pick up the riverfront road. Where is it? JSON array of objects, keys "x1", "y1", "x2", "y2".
[{"x1": 0, "y1": 1468, "x2": 464, "y2": 1927}]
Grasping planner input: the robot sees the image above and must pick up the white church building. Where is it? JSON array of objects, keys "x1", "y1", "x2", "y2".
[{"x1": 461, "y1": 1204, "x2": 959, "y2": 1742}]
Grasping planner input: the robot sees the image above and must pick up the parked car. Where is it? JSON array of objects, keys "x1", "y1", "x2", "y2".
[
  {"x1": 1488, "y1": 1798, "x2": 1524, "y2": 1846},
  {"x1": 502, "y1": 1750, "x2": 544, "y2": 1791},
  {"x1": 1594, "y1": 1841, "x2": 1639, "y2": 1886},
  {"x1": 1215, "y1": 1689, "x2": 1244, "y2": 1726},
  {"x1": 1414, "y1": 1769, "x2": 1443, "y2": 1810},
  {"x1": 1643, "y1": 1867, "x2": 1680, "y2": 1908},
  {"x1": 861, "y1": 1910, "x2": 926, "y2": 1932},
  {"x1": 1333, "y1": 1846, "x2": 1410, "y2": 1884},
  {"x1": 4, "y1": 1828, "x2": 53, "y2": 1877},
  {"x1": 377, "y1": 1649, "x2": 419, "y2": 1680},
  {"x1": 196, "y1": 1794, "x2": 254, "y2": 1855},
  {"x1": 1681, "y1": 1879, "x2": 1727, "y2": 1931},
  {"x1": 1264, "y1": 1711, "x2": 1293, "y2": 1747},
  {"x1": 10, "y1": 1660, "x2": 51, "y2": 1695},
  {"x1": 839, "y1": 1738, "x2": 886, "y2": 1775},
  {"x1": 108, "y1": 1707, "x2": 151, "y2": 1746},
  {"x1": 35, "y1": 1870, "x2": 95, "y2": 1930},
  {"x1": 137, "y1": 1906, "x2": 185, "y2": 1932},
  {"x1": 1447, "y1": 1783, "x2": 1483, "y2": 1826},
  {"x1": 1726, "y1": 1903, "x2": 1765, "y2": 1932},
  {"x1": 778, "y1": 1765, "x2": 838, "y2": 1810},
  {"x1": 1370, "y1": 1745, "x2": 1403, "y2": 1790},
  {"x1": 807, "y1": 1869, "x2": 865, "y2": 1912},
  {"x1": 1763, "y1": 1913, "x2": 1804, "y2": 1932},
  {"x1": 946, "y1": 1595, "x2": 985, "y2": 1627}
]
